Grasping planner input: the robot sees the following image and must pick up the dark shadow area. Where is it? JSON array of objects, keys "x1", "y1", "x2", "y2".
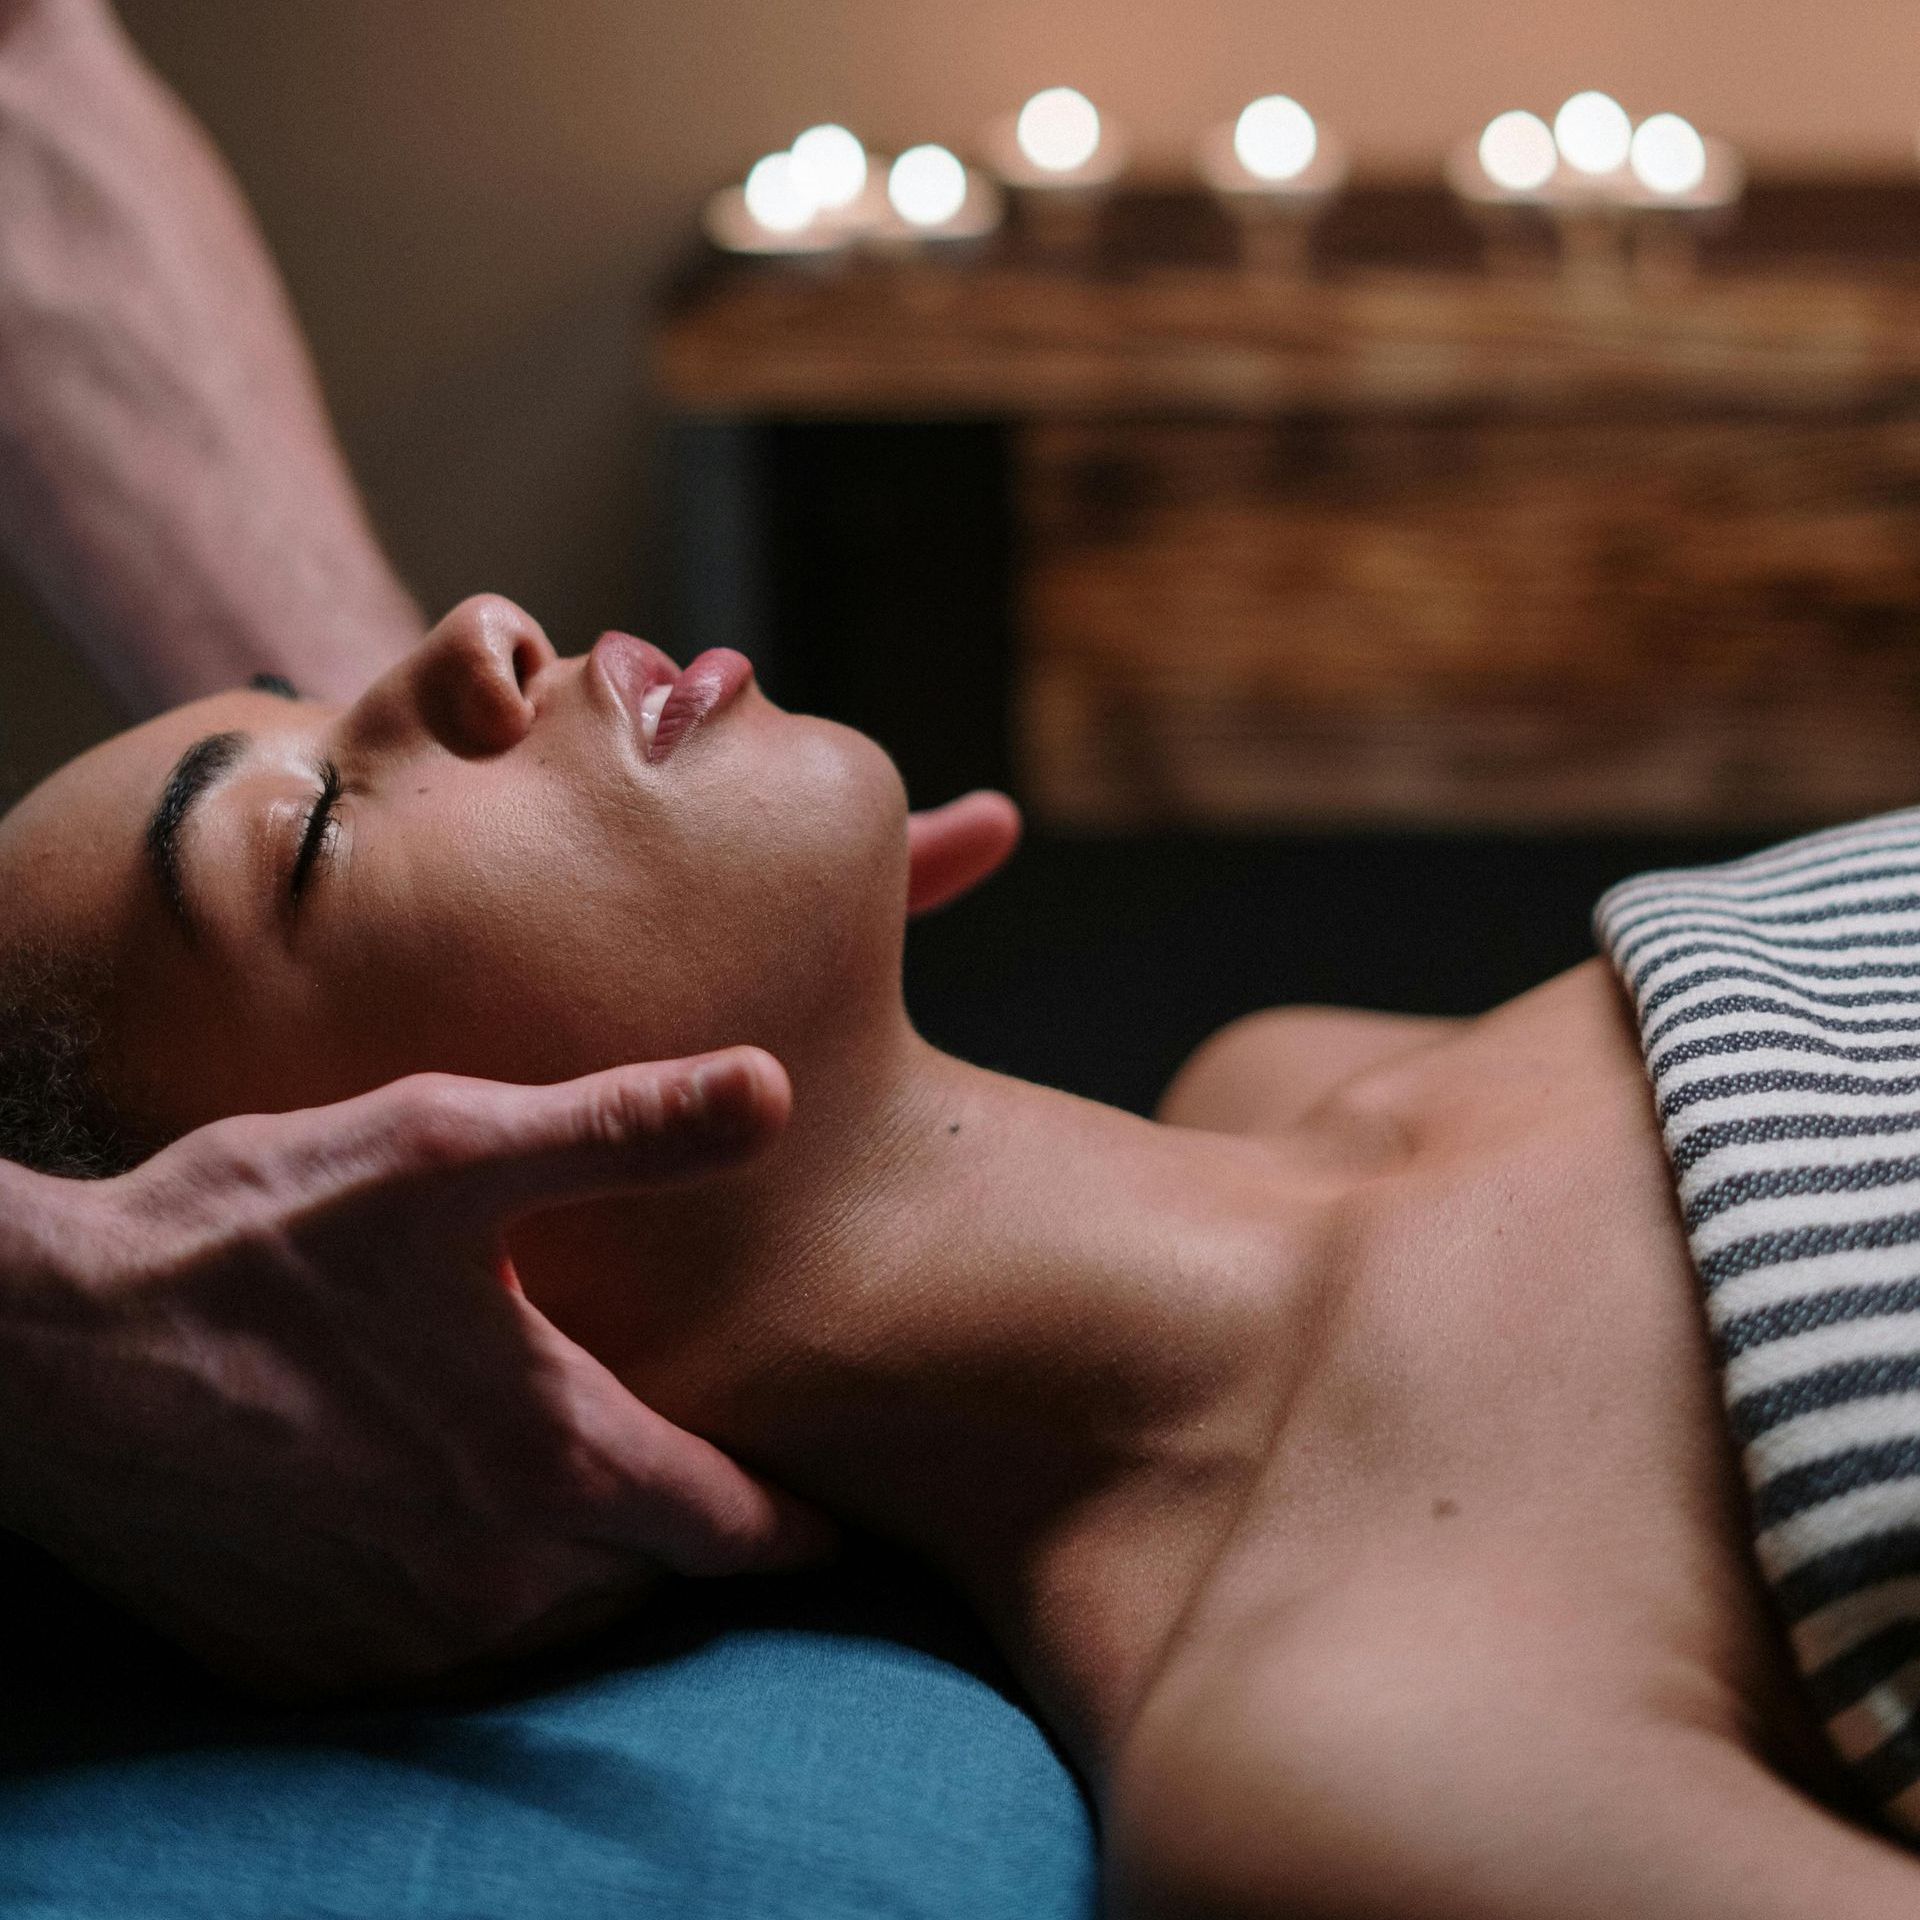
[
  {"x1": 904, "y1": 826, "x2": 1769, "y2": 1113},
  {"x1": 0, "y1": 1525, "x2": 1023, "y2": 1774}
]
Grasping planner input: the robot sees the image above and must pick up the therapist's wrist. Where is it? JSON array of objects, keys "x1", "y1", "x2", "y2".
[
  {"x1": 0, "y1": 1160, "x2": 104, "y2": 1530},
  {"x1": 0, "y1": 1157, "x2": 76, "y2": 1298}
]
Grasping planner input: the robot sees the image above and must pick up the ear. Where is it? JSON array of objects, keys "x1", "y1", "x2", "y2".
[{"x1": 905, "y1": 791, "x2": 1023, "y2": 916}]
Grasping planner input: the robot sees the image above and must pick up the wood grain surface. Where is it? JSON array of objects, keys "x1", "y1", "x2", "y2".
[{"x1": 659, "y1": 181, "x2": 1920, "y2": 830}]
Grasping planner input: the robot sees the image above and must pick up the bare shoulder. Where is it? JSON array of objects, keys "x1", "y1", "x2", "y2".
[
  {"x1": 1107, "y1": 1591, "x2": 1920, "y2": 1919},
  {"x1": 1157, "y1": 1004, "x2": 1463, "y2": 1137}
]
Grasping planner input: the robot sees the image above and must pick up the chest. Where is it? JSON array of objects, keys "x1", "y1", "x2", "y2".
[{"x1": 1137, "y1": 1068, "x2": 1824, "y2": 1794}]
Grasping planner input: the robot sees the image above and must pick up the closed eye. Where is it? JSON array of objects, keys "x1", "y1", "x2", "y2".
[{"x1": 290, "y1": 760, "x2": 343, "y2": 904}]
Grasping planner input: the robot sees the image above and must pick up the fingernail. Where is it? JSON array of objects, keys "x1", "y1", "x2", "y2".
[{"x1": 687, "y1": 1058, "x2": 752, "y2": 1137}]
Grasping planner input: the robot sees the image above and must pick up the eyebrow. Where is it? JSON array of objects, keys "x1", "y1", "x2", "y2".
[{"x1": 145, "y1": 730, "x2": 249, "y2": 940}]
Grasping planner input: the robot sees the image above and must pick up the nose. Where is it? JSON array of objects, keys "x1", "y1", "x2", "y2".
[{"x1": 365, "y1": 594, "x2": 559, "y2": 759}]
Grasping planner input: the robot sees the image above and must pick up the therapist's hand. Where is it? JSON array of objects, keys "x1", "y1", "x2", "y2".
[{"x1": 0, "y1": 1046, "x2": 831, "y2": 1699}]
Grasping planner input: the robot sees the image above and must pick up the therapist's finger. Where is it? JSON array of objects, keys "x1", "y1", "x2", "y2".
[
  {"x1": 906, "y1": 789, "x2": 1022, "y2": 916},
  {"x1": 338, "y1": 1049, "x2": 793, "y2": 1238},
  {"x1": 511, "y1": 1295, "x2": 841, "y2": 1576}
]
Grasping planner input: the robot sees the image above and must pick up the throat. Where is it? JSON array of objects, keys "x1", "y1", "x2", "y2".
[{"x1": 511, "y1": 1039, "x2": 1322, "y2": 1778}]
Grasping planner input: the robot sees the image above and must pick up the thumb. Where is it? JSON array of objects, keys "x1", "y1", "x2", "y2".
[{"x1": 351, "y1": 1048, "x2": 793, "y2": 1237}]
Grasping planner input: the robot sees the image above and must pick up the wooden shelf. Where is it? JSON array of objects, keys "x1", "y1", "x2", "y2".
[
  {"x1": 663, "y1": 260, "x2": 1920, "y2": 419},
  {"x1": 657, "y1": 180, "x2": 1920, "y2": 832}
]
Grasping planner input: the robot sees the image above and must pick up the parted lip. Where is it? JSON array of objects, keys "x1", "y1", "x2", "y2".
[{"x1": 591, "y1": 634, "x2": 755, "y2": 763}]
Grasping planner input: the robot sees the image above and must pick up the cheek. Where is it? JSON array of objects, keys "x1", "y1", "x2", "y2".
[
  {"x1": 363, "y1": 719, "x2": 909, "y2": 1080},
  {"x1": 133, "y1": 720, "x2": 914, "y2": 1119},
  {"x1": 665, "y1": 721, "x2": 909, "y2": 1021}
]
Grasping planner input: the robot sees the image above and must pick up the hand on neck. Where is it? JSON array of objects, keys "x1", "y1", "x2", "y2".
[{"x1": 509, "y1": 1015, "x2": 1334, "y2": 1761}]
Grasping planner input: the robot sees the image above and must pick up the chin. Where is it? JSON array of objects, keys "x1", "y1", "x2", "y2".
[
  {"x1": 764, "y1": 712, "x2": 911, "y2": 972},
  {"x1": 593, "y1": 708, "x2": 912, "y2": 1071}
]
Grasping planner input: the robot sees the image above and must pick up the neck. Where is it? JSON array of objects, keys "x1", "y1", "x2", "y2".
[{"x1": 512, "y1": 1017, "x2": 1333, "y2": 1772}]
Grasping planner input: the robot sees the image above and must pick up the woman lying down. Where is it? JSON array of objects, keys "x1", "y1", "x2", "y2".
[{"x1": 5, "y1": 591, "x2": 1920, "y2": 1918}]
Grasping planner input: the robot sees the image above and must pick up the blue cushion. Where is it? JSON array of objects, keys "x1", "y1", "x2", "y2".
[{"x1": 0, "y1": 1536, "x2": 1097, "y2": 1920}]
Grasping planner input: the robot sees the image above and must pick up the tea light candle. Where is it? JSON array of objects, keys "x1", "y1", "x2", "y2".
[
  {"x1": 1552, "y1": 91, "x2": 1633, "y2": 181},
  {"x1": 789, "y1": 124, "x2": 869, "y2": 214},
  {"x1": 1444, "y1": 110, "x2": 1565, "y2": 277},
  {"x1": 1619, "y1": 113, "x2": 1744, "y2": 284},
  {"x1": 891, "y1": 144, "x2": 968, "y2": 226},
  {"x1": 1018, "y1": 87, "x2": 1103, "y2": 174},
  {"x1": 1195, "y1": 95, "x2": 1348, "y2": 278},
  {"x1": 1624, "y1": 113, "x2": 1741, "y2": 205},
  {"x1": 702, "y1": 148, "x2": 849, "y2": 256},
  {"x1": 983, "y1": 87, "x2": 1128, "y2": 257},
  {"x1": 1448, "y1": 95, "x2": 1645, "y2": 285},
  {"x1": 986, "y1": 87, "x2": 1129, "y2": 190},
  {"x1": 866, "y1": 142, "x2": 1003, "y2": 246},
  {"x1": 1474, "y1": 110, "x2": 1558, "y2": 195}
]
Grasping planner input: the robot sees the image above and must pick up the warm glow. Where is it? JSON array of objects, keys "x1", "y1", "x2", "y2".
[
  {"x1": 1554, "y1": 91, "x2": 1632, "y2": 175},
  {"x1": 742, "y1": 152, "x2": 817, "y2": 234},
  {"x1": 888, "y1": 144, "x2": 969, "y2": 227},
  {"x1": 790, "y1": 124, "x2": 868, "y2": 211},
  {"x1": 1015, "y1": 87, "x2": 1102, "y2": 172},
  {"x1": 1478, "y1": 110, "x2": 1557, "y2": 193},
  {"x1": 1233, "y1": 95, "x2": 1318, "y2": 182},
  {"x1": 1629, "y1": 113, "x2": 1707, "y2": 196}
]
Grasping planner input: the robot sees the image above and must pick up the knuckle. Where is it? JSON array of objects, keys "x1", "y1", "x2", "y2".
[
  {"x1": 581, "y1": 1074, "x2": 677, "y2": 1152},
  {"x1": 127, "y1": 1114, "x2": 287, "y2": 1239},
  {"x1": 388, "y1": 1073, "x2": 497, "y2": 1171}
]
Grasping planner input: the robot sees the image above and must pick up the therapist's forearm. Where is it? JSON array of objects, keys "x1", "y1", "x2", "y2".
[{"x1": 0, "y1": 0, "x2": 422, "y2": 713}]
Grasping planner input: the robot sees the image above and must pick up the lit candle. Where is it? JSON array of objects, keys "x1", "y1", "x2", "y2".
[
  {"x1": 1628, "y1": 114, "x2": 1707, "y2": 196},
  {"x1": 1196, "y1": 95, "x2": 1347, "y2": 279},
  {"x1": 987, "y1": 86, "x2": 1128, "y2": 189},
  {"x1": 866, "y1": 142, "x2": 1003, "y2": 246},
  {"x1": 1619, "y1": 113, "x2": 1744, "y2": 285},
  {"x1": 789, "y1": 125, "x2": 867, "y2": 211},
  {"x1": 982, "y1": 87, "x2": 1128, "y2": 257},
  {"x1": 745, "y1": 153, "x2": 817, "y2": 234},
  {"x1": 1552, "y1": 91, "x2": 1633, "y2": 181},
  {"x1": 1444, "y1": 110, "x2": 1566, "y2": 279},
  {"x1": 790, "y1": 123, "x2": 872, "y2": 221},
  {"x1": 1447, "y1": 97, "x2": 1640, "y2": 285},
  {"x1": 1233, "y1": 95, "x2": 1319, "y2": 182},
  {"x1": 1019, "y1": 87, "x2": 1103, "y2": 173},
  {"x1": 702, "y1": 148, "x2": 849, "y2": 257},
  {"x1": 1474, "y1": 110, "x2": 1557, "y2": 196},
  {"x1": 890, "y1": 145, "x2": 968, "y2": 226}
]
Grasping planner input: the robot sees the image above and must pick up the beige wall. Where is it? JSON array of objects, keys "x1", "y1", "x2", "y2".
[{"x1": 6, "y1": 0, "x2": 1920, "y2": 792}]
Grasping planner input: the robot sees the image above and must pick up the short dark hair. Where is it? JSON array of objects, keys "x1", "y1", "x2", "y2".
[{"x1": 0, "y1": 942, "x2": 149, "y2": 1178}]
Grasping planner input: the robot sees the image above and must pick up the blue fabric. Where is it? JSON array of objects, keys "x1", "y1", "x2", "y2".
[{"x1": 0, "y1": 1536, "x2": 1097, "y2": 1920}]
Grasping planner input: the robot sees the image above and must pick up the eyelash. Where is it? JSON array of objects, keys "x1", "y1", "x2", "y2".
[{"x1": 289, "y1": 762, "x2": 343, "y2": 904}]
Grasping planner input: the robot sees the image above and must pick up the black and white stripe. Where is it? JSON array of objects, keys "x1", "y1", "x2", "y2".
[{"x1": 1596, "y1": 808, "x2": 1920, "y2": 1841}]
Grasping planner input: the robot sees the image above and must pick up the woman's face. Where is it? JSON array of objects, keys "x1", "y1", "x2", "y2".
[{"x1": 0, "y1": 596, "x2": 910, "y2": 1139}]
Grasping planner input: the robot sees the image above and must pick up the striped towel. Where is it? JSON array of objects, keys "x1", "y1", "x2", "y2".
[{"x1": 1596, "y1": 809, "x2": 1920, "y2": 1840}]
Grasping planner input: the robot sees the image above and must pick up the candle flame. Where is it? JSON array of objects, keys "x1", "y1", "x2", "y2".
[
  {"x1": 1233, "y1": 96, "x2": 1318, "y2": 182},
  {"x1": 888, "y1": 145, "x2": 969, "y2": 227},
  {"x1": 1478, "y1": 110, "x2": 1557, "y2": 193},
  {"x1": 1016, "y1": 87, "x2": 1102, "y2": 173},
  {"x1": 1553, "y1": 91, "x2": 1632, "y2": 176},
  {"x1": 743, "y1": 152, "x2": 817, "y2": 234},
  {"x1": 790, "y1": 124, "x2": 868, "y2": 211},
  {"x1": 1629, "y1": 113, "x2": 1707, "y2": 196}
]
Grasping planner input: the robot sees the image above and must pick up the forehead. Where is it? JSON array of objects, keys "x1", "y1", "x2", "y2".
[{"x1": 0, "y1": 690, "x2": 302, "y2": 953}]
